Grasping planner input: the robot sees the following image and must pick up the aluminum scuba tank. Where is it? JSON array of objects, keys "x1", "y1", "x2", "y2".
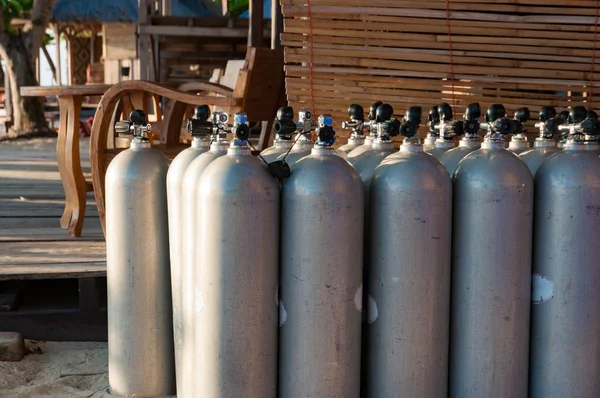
[
  {"x1": 339, "y1": 103, "x2": 367, "y2": 153},
  {"x1": 423, "y1": 105, "x2": 440, "y2": 151},
  {"x1": 556, "y1": 110, "x2": 570, "y2": 149},
  {"x1": 347, "y1": 100, "x2": 383, "y2": 162},
  {"x1": 507, "y1": 107, "x2": 531, "y2": 154},
  {"x1": 105, "y1": 110, "x2": 175, "y2": 397},
  {"x1": 275, "y1": 108, "x2": 316, "y2": 167},
  {"x1": 166, "y1": 105, "x2": 211, "y2": 394},
  {"x1": 177, "y1": 111, "x2": 230, "y2": 398},
  {"x1": 366, "y1": 106, "x2": 452, "y2": 397},
  {"x1": 426, "y1": 103, "x2": 460, "y2": 159},
  {"x1": 193, "y1": 113, "x2": 279, "y2": 397},
  {"x1": 519, "y1": 106, "x2": 561, "y2": 176},
  {"x1": 279, "y1": 117, "x2": 363, "y2": 398},
  {"x1": 529, "y1": 106, "x2": 600, "y2": 398},
  {"x1": 449, "y1": 103, "x2": 533, "y2": 398},
  {"x1": 260, "y1": 106, "x2": 295, "y2": 163},
  {"x1": 439, "y1": 103, "x2": 482, "y2": 177}
]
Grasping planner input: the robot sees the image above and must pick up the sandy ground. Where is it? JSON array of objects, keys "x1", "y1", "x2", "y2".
[{"x1": 0, "y1": 340, "x2": 114, "y2": 398}]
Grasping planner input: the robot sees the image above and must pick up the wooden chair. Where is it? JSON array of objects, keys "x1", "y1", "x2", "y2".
[{"x1": 90, "y1": 47, "x2": 285, "y2": 235}]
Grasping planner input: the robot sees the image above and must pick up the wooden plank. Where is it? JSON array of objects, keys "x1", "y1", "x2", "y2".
[
  {"x1": 0, "y1": 198, "x2": 98, "y2": 218},
  {"x1": 0, "y1": 217, "x2": 104, "y2": 241},
  {"x1": 0, "y1": 241, "x2": 105, "y2": 264}
]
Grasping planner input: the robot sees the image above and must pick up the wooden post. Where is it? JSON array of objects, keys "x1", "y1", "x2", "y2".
[
  {"x1": 271, "y1": 0, "x2": 283, "y2": 49},
  {"x1": 90, "y1": 33, "x2": 95, "y2": 66},
  {"x1": 4, "y1": 69, "x2": 12, "y2": 122},
  {"x1": 222, "y1": 0, "x2": 229, "y2": 16},
  {"x1": 249, "y1": 0, "x2": 264, "y2": 48},
  {"x1": 162, "y1": 0, "x2": 172, "y2": 16},
  {"x1": 54, "y1": 27, "x2": 61, "y2": 85}
]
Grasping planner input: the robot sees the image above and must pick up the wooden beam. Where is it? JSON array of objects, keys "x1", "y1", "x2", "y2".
[
  {"x1": 271, "y1": 0, "x2": 283, "y2": 49},
  {"x1": 53, "y1": 27, "x2": 61, "y2": 85},
  {"x1": 249, "y1": 0, "x2": 265, "y2": 47},
  {"x1": 139, "y1": 25, "x2": 252, "y2": 37}
]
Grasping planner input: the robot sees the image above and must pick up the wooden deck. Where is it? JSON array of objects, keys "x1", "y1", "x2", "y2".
[{"x1": 0, "y1": 138, "x2": 107, "y2": 341}]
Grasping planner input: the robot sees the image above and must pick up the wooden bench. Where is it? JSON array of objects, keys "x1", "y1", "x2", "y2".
[{"x1": 90, "y1": 47, "x2": 285, "y2": 235}]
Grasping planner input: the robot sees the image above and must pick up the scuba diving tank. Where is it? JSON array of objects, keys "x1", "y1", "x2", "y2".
[
  {"x1": 347, "y1": 100, "x2": 383, "y2": 162},
  {"x1": 194, "y1": 113, "x2": 279, "y2": 397},
  {"x1": 260, "y1": 106, "x2": 295, "y2": 163},
  {"x1": 507, "y1": 107, "x2": 531, "y2": 154},
  {"x1": 274, "y1": 108, "x2": 316, "y2": 167},
  {"x1": 279, "y1": 117, "x2": 363, "y2": 398},
  {"x1": 556, "y1": 110, "x2": 570, "y2": 149},
  {"x1": 339, "y1": 103, "x2": 367, "y2": 153},
  {"x1": 177, "y1": 111, "x2": 230, "y2": 398},
  {"x1": 106, "y1": 110, "x2": 175, "y2": 397},
  {"x1": 530, "y1": 106, "x2": 600, "y2": 397},
  {"x1": 423, "y1": 105, "x2": 440, "y2": 151},
  {"x1": 439, "y1": 103, "x2": 482, "y2": 177},
  {"x1": 166, "y1": 105, "x2": 211, "y2": 395},
  {"x1": 449, "y1": 103, "x2": 533, "y2": 398},
  {"x1": 426, "y1": 103, "x2": 460, "y2": 159},
  {"x1": 366, "y1": 106, "x2": 451, "y2": 397},
  {"x1": 519, "y1": 106, "x2": 561, "y2": 176}
]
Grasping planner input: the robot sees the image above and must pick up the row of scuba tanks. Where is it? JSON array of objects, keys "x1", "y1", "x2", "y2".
[{"x1": 104, "y1": 99, "x2": 600, "y2": 398}]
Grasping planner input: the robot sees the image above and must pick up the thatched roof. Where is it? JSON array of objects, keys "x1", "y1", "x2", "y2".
[{"x1": 52, "y1": 0, "x2": 215, "y2": 23}]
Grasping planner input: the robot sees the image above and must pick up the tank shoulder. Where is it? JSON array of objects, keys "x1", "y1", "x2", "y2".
[
  {"x1": 199, "y1": 153, "x2": 279, "y2": 194},
  {"x1": 108, "y1": 146, "x2": 169, "y2": 177},
  {"x1": 374, "y1": 150, "x2": 451, "y2": 191},
  {"x1": 285, "y1": 153, "x2": 362, "y2": 195},
  {"x1": 536, "y1": 149, "x2": 600, "y2": 187},
  {"x1": 455, "y1": 147, "x2": 532, "y2": 186}
]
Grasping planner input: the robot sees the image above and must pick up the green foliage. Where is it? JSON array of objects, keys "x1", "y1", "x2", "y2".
[
  {"x1": 211, "y1": 0, "x2": 250, "y2": 16},
  {"x1": 1, "y1": 0, "x2": 34, "y2": 34}
]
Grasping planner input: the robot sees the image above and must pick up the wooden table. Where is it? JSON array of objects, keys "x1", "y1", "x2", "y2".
[{"x1": 20, "y1": 85, "x2": 112, "y2": 237}]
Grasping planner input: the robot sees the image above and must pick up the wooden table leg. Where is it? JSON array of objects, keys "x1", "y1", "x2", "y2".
[
  {"x1": 56, "y1": 98, "x2": 73, "y2": 229},
  {"x1": 62, "y1": 95, "x2": 87, "y2": 237}
]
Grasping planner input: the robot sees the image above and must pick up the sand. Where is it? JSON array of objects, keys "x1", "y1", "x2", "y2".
[{"x1": 0, "y1": 340, "x2": 114, "y2": 398}]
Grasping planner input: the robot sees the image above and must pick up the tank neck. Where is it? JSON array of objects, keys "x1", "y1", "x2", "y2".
[
  {"x1": 348, "y1": 135, "x2": 365, "y2": 144},
  {"x1": 191, "y1": 137, "x2": 211, "y2": 149},
  {"x1": 372, "y1": 139, "x2": 394, "y2": 150},
  {"x1": 210, "y1": 139, "x2": 229, "y2": 151},
  {"x1": 562, "y1": 140, "x2": 588, "y2": 151},
  {"x1": 228, "y1": 141, "x2": 251, "y2": 156},
  {"x1": 130, "y1": 138, "x2": 151, "y2": 149},
  {"x1": 459, "y1": 136, "x2": 481, "y2": 148},
  {"x1": 311, "y1": 146, "x2": 336, "y2": 156},
  {"x1": 481, "y1": 140, "x2": 506, "y2": 150},
  {"x1": 273, "y1": 139, "x2": 294, "y2": 149},
  {"x1": 435, "y1": 140, "x2": 455, "y2": 149},
  {"x1": 364, "y1": 135, "x2": 375, "y2": 144},
  {"x1": 400, "y1": 137, "x2": 423, "y2": 152},
  {"x1": 533, "y1": 138, "x2": 556, "y2": 148},
  {"x1": 295, "y1": 133, "x2": 312, "y2": 144}
]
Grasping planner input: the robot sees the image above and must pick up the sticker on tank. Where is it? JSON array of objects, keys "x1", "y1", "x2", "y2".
[
  {"x1": 532, "y1": 273, "x2": 554, "y2": 304},
  {"x1": 354, "y1": 283, "x2": 363, "y2": 312},
  {"x1": 367, "y1": 295, "x2": 379, "y2": 324}
]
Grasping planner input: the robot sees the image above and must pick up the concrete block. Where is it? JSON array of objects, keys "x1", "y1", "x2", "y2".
[{"x1": 0, "y1": 332, "x2": 25, "y2": 361}]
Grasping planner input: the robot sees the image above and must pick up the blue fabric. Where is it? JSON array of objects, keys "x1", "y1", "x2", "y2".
[
  {"x1": 239, "y1": 0, "x2": 273, "y2": 19},
  {"x1": 52, "y1": 0, "x2": 216, "y2": 23}
]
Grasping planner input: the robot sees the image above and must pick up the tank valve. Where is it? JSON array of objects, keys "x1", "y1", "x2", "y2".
[
  {"x1": 400, "y1": 106, "x2": 422, "y2": 139},
  {"x1": 186, "y1": 105, "x2": 213, "y2": 137},
  {"x1": 480, "y1": 104, "x2": 512, "y2": 141},
  {"x1": 232, "y1": 112, "x2": 251, "y2": 141},
  {"x1": 426, "y1": 105, "x2": 440, "y2": 139},
  {"x1": 511, "y1": 107, "x2": 530, "y2": 141},
  {"x1": 435, "y1": 103, "x2": 463, "y2": 140},
  {"x1": 341, "y1": 104, "x2": 366, "y2": 135},
  {"x1": 373, "y1": 103, "x2": 400, "y2": 140},
  {"x1": 273, "y1": 107, "x2": 317, "y2": 137},
  {"x1": 363, "y1": 100, "x2": 384, "y2": 135},
  {"x1": 534, "y1": 106, "x2": 558, "y2": 139},
  {"x1": 126, "y1": 110, "x2": 152, "y2": 142},
  {"x1": 463, "y1": 102, "x2": 481, "y2": 137},
  {"x1": 557, "y1": 106, "x2": 600, "y2": 142},
  {"x1": 315, "y1": 114, "x2": 336, "y2": 146}
]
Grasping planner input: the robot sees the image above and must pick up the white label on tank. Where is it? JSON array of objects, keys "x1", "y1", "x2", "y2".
[
  {"x1": 532, "y1": 273, "x2": 554, "y2": 304},
  {"x1": 354, "y1": 283, "x2": 363, "y2": 312},
  {"x1": 195, "y1": 288, "x2": 205, "y2": 313},
  {"x1": 279, "y1": 300, "x2": 287, "y2": 327},
  {"x1": 367, "y1": 294, "x2": 379, "y2": 324}
]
